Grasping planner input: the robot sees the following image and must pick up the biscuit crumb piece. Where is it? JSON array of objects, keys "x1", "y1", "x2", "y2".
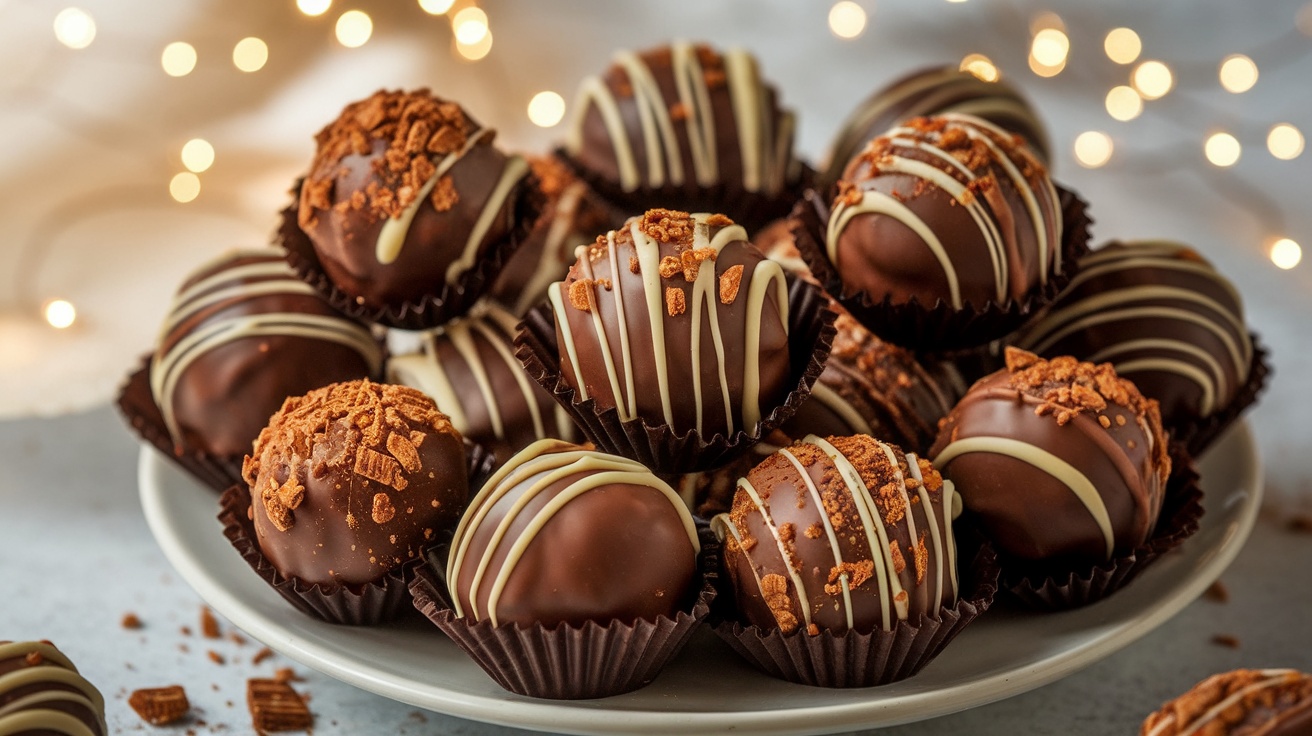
[
  {"x1": 568, "y1": 278, "x2": 593, "y2": 312},
  {"x1": 207, "y1": 650, "x2": 225, "y2": 665},
  {"x1": 248, "y1": 679, "x2": 313, "y2": 733},
  {"x1": 1288, "y1": 514, "x2": 1312, "y2": 533},
  {"x1": 121, "y1": 612, "x2": 142, "y2": 630},
  {"x1": 129, "y1": 685, "x2": 191, "y2": 726},
  {"x1": 719, "y1": 265, "x2": 744, "y2": 304},
  {"x1": 274, "y1": 667, "x2": 303, "y2": 683},
  {"x1": 1204, "y1": 580, "x2": 1229, "y2": 603},
  {"x1": 666, "y1": 286, "x2": 686, "y2": 316},
  {"x1": 1211, "y1": 633, "x2": 1241, "y2": 649},
  {"x1": 200, "y1": 607, "x2": 221, "y2": 639}
]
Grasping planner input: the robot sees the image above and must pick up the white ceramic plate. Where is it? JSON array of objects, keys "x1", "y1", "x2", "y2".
[{"x1": 139, "y1": 423, "x2": 1261, "y2": 736}]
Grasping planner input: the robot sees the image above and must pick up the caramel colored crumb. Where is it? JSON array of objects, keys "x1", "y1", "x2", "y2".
[
  {"x1": 1288, "y1": 514, "x2": 1312, "y2": 533},
  {"x1": 121, "y1": 612, "x2": 142, "y2": 630},
  {"x1": 568, "y1": 278, "x2": 594, "y2": 312},
  {"x1": 760, "y1": 573, "x2": 798, "y2": 634},
  {"x1": 200, "y1": 606, "x2": 221, "y2": 639},
  {"x1": 1211, "y1": 633, "x2": 1241, "y2": 649},
  {"x1": 720, "y1": 264, "x2": 744, "y2": 304},
  {"x1": 274, "y1": 667, "x2": 303, "y2": 683},
  {"x1": 665, "y1": 286, "x2": 686, "y2": 316},
  {"x1": 1204, "y1": 580, "x2": 1229, "y2": 603},
  {"x1": 372, "y1": 492, "x2": 397, "y2": 524},
  {"x1": 24, "y1": 651, "x2": 42, "y2": 666},
  {"x1": 207, "y1": 650, "x2": 225, "y2": 665},
  {"x1": 658, "y1": 256, "x2": 682, "y2": 279},
  {"x1": 252, "y1": 648, "x2": 274, "y2": 665},
  {"x1": 248, "y1": 679, "x2": 313, "y2": 733},
  {"x1": 129, "y1": 686, "x2": 190, "y2": 726},
  {"x1": 638, "y1": 208, "x2": 695, "y2": 246},
  {"x1": 429, "y1": 175, "x2": 458, "y2": 212}
]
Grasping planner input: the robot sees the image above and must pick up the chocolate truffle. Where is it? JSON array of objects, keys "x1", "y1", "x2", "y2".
[
  {"x1": 1016, "y1": 240, "x2": 1253, "y2": 430},
  {"x1": 715, "y1": 435, "x2": 959, "y2": 634},
  {"x1": 550, "y1": 209, "x2": 791, "y2": 438},
  {"x1": 827, "y1": 114, "x2": 1063, "y2": 312},
  {"x1": 242, "y1": 379, "x2": 468, "y2": 587},
  {"x1": 566, "y1": 42, "x2": 799, "y2": 199},
  {"x1": 298, "y1": 89, "x2": 532, "y2": 310},
  {"x1": 386, "y1": 302, "x2": 580, "y2": 464},
  {"x1": 821, "y1": 65, "x2": 1050, "y2": 189},
  {"x1": 1141, "y1": 669, "x2": 1312, "y2": 736},
  {"x1": 151, "y1": 247, "x2": 382, "y2": 458},
  {"x1": 0, "y1": 640, "x2": 107, "y2": 735},
  {"x1": 446, "y1": 439, "x2": 701, "y2": 627},
  {"x1": 930, "y1": 348, "x2": 1170, "y2": 563}
]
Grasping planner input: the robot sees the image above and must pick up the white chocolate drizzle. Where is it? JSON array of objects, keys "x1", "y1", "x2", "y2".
[{"x1": 0, "y1": 641, "x2": 107, "y2": 736}]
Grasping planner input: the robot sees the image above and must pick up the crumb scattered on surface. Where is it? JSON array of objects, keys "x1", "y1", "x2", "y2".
[
  {"x1": 1204, "y1": 580, "x2": 1229, "y2": 603},
  {"x1": 129, "y1": 685, "x2": 191, "y2": 726},
  {"x1": 1211, "y1": 633, "x2": 1241, "y2": 649},
  {"x1": 121, "y1": 612, "x2": 142, "y2": 630}
]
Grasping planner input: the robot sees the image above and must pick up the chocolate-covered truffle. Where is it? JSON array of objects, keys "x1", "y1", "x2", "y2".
[
  {"x1": 298, "y1": 89, "x2": 531, "y2": 310},
  {"x1": 243, "y1": 379, "x2": 467, "y2": 587},
  {"x1": 386, "y1": 302, "x2": 579, "y2": 464},
  {"x1": 550, "y1": 208, "x2": 791, "y2": 438},
  {"x1": 827, "y1": 114, "x2": 1062, "y2": 311},
  {"x1": 821, "y1": 65, "x2": 1050, "y2": 189},
  {"x1": 1017, "y1": 240, "x2": 1253, "y2": 430},
  {"x1": 930, "y1": 348, "x2": 1170, "y2": 563},
  {"x1": 1142, "y1": 669, "x2": 1312, "y2": 736},
  {"x1": 0, "y1": 640, "x2": 107, "y2": 735},
  {"x1": 446, "y1": 439, "x2": 700, "y2": 627},
  {"x1": 715, "y1": 434, "x2": 959, "y2": 634},
  {"x1": 151, "y1": 247, "x2": 382, "y2": 458}
]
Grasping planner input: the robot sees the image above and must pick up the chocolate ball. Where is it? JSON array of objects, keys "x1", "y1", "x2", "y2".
[
  {"x1": 386, "y1": 302, "x2": 580, "y2": 465},
  {"x1": 550, "y1": 208, "x2": 791, "y2": 438},
  {"x1": 243, "y1": 379, "x2": 468, "y2": 587},
  {"x1": 0, "y1": 640, "x2": 107, "y2": 735},
  {"x1": 930, "y1": 348, "x2": 1170, "y2": 563},
  {"x1": 1016, "y1": 240, "x2": 1253, "y2": 430},
  {"x1": 821, "y1": 65, "x2": 1050, "y2": 189},
  {"x1": 1142, "y1": 669, "x2": 1312, "y2": 735},
  {"x1": 446, "y1": 439, "x2": 701, "y2": 627},
  {"x1": 151, "y1": 247, "x2": 382, "y2": 458},
  {"x1": 827, "y1": 114, "x2": 1063, "y2": 311},
  {"x1": 566, "y1": 43, "x2": 799, "y2": 199},
  {"x1": 298, "y1": 89, "x2": 532, "y2": 310},
  {"x1": 715, "y1": 434, "x2": 960, "y2": 634}
]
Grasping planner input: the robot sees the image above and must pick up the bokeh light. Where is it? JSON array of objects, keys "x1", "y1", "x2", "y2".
[
  {"x1": 1270, "y1": 238, "x2": 1303, "y2": 269},
  {"x1": 453, "y1": 7, "x2": 489, "y2": 45},
  {"x1": 1074, "y1": 131, "x2": 1114, "y2": 168},
  {"x1": 44, "y1": 300, "x2": 76, "y2": 329},
  {"x1": 1132, "y1": 60, "x2": 1173, "y2": 100},
  {"x1": 1105, "y1": 86, "x2": 1143, "y2": 121},
  {"x1": 959, "y1": 53, "x2": 999, "y2": 82},
  {"x1": 456, "y1": 30, "x2": 493, "y2": 61},
  {"x1": 1268, "y1": 124, "x2": 1305, "y2": 160},
  {"x1": 233, "y1": 37, "x2": 268, "y2": 72},
  {"x1": 1219, "y1": 54, "x2": 1258, "y2": 93},
  {"x1": 161, "y1": 42, "x2": 198, "y2": 77},
  {"x1": 169, "y1": 172, "x2": 201, "y2": 203},
  {"x1": 336, "y1": 10, "x2": 373, "y2": 48},
  {"x1": 828, "y1": 1, "x2": 867, "y2": 39},
  {"x1": 419, "y1": 0, "x2": 456, "y2": 14},
  {"x1": 1031, "y1": 28, "x2": 1069, "y2": 67},
  {"x1": 53, "y1": 8, "x2": 96, "y2": 49},
  {"x1": 1204, "y1": 132, "x2": 1241, "y2": 167},
  {"x1": 297, "y1": 0, "x2": 331, "y2": 16},
  {"x1": 181, "y1": 139, "x2": 215, "y2": 173},
  {"x1": 1104, "y1": 27, "x2": 1141, "y2": 64},
  {"x1": 527, "y1": 91, "x2": 566, "y2": 128}
]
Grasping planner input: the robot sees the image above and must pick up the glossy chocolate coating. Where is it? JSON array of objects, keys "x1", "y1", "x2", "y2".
[
  {"x1": 550, "y1": 209, "x2": 791, "y2": 438},
  {"x1": 446, "y1": 439, "x2": 701, "y2": 627},
  {"x1": 822, "y1": 65, "x2": 1050, "y2": 189},
  {"x1": 151, "y1": 248, "x2": 382, "y2": 459},
  {"x1": 298, "y1": 89, "x2": 530, "y2": 309},
  {"x1": 386, "y1": 302, "x2": 579, "y2": 465},
  {"x1": 828, "y1": 114, "x2": 1062, "y2": 311},
  {"x1": 243, "y1": 379, "x2": 468, "y2": 587},
  {"x1": 1141, "y1": 669, "x2": 1312, "y2": 736},
  {"x1": 0, "y1": 641, "x2": 107, "y2": 735},
  {"x1": 1016, "y1": 240, "x2": 1252, "y2": 429},
  {"x1": 715, "y1": 435, "x2": 959, "y2": 634},
  {"x1": 930, "y1": 350, "x2": 1170, "y2": 563}
]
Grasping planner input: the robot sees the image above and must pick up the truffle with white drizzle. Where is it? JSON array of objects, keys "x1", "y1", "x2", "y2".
[
  {"x1": 1141, "y1": 669, "x2": 1312, "y2": 736},
  {"x1": 0, "y1": 640, "x2": 107, "y2": 735}
]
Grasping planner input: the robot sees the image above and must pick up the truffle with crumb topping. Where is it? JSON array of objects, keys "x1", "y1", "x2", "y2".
[{"x1": 1141, "y1": 669, "x2": 1312, "y2": 736}]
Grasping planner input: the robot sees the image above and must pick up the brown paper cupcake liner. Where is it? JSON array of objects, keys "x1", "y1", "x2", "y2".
[
  {"x1": 1005, "y1": 441, "x2": 1205, "y2": 611},
  {"x1": 216, "y1": 440, "x2": 495, "y2": 626},
  {"x1": 116, "y1": 355, "x2": 244, "y2": 493},
  {"x1": 1171, "y1": 334, "x2": 1270, "y2": 458},
  {"x1": 514, "y1": 276, "x2": 837, "y2": 475},
  {"x1": 710, "y1": 527, "x2": 999, "y2": 688},
  {"x1": 408, "y1": 527, "x2": 720, "y2": 699},
  {"x1": 792, "y1": 184, "x2": 1093, "y2": 354},
  {"x1": 277, "y1": 175, "x2": 545, "y2": 331}
]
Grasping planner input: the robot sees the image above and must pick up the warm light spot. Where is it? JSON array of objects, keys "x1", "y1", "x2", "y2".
[
  {"x1": 297, "y1": 0, "x2": 331, "y2": 16},
  {"x1": 1299, "y1": 3, "x2": 1312, "y2": 37},
  {"x1": 455, "y1": 29, "x2": 492, "y2": 61},
  {"x1": 161, "y1": 42, "x2": 198, "y2": 77},
  {"x1": 527, "y1": 91, "x2": 566, "y2": 128},
  {"x1": 1029, "y1": 11, "x2": 1065, "y2": 34},
  {"x1": 1270, "y1": 238, "x2": 1303, "y2": 269},
  {"x1": 44, "y1": 300, "x2": 76, "y2": 329},
  {"x1": 181, "y1": 139, "x2": 215, "y2": 173},
  {"x1": 1219, "y1": 54, "x2": 1258, "y2": 93},
  {"x1": 232, "y1": 37, "x2": 268, "y2": 72},
  {"x1": 1028, "y1": 55, "x2": 1065, "y2": 78},
  {"x1": 959, "y1": 54, "x2": 999, "y2": 82},
  {"x1": 1268, "y1": 124, "x2": 1305, "y2": 160},
  {"x1": 1105, "y1": 86, "x2": 1143, "y2": 121},
  {"x1": 1074, "y1": 131, "x2": 1113, "y2": 168},
  {"x1": 946, "y1": 0, "x2": 968, "y2": 3},
  {"x1": 419, "y1": 0, "x2": 455, "y2": 14},
  {"x1": 335, "y1": 10, "x2": 372, "y2": 47},
  {"x1": 452, "y1": 7, "x2": 488, "y2": 45},
  {"x1": 170, "y1": 172, "x2": 201, "y2": 202},
  {"x1": 53, "y1": 8, "x2": 96, "y2": 49},
  {"x1": 1132, "y1": 60, "x2": 1173, "y2": 100},
  {"x1": 828, "y1": 1, "x2": 867, "y2": 39},
  {"x1": 1204, "y1": 132, "x2": 1241, "y2": 167},
  {"x1": 1104, "y1": 27, "x2": 1141, "y2": 64},
  {"x1": 1031, "y1": 28, "x2": 1069, "y2": 67}
]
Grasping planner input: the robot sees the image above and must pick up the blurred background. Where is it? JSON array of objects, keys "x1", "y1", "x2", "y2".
[{"x1": 1, "y1": 0, "x2": 1308, "y2": 506}]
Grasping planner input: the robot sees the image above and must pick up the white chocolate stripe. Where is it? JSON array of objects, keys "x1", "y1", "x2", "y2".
[
  {"x1": 445, "y1": 154, "x2": 531, "y2": 283},
  {"x1": 736, "y1": 230, "x2": 788, "y2": 429},
  {"x1": 1067, "y1": 253, "x2": 1246, "y2": 315},
  {"x1": 165, "y1": 258, "x2": 301, "y2": 318},
  {"x1": 606, "y1": 229, "x2": 639, "y2": 420},
  {"x1": 568, "y1": 77, "x2": 640, "y2": 190},
  {"x1": 672, "y1": 41, "x2": 718, "y2": 187},
  {"x1": 1087, "y1": 338, "x2": 1226, "y2": 416},
  {"x1": 614, "y1": 51, "x2": 682, "y2": 187},
  {"x1": 725, "y1": 49, "x2": 764, "y2": 193},
  {"x1": 578, "y1": 234, "x2": 632, "y2": 421},
  {"x1": 809, "y1": 383, "x2": 874, "y2": 435},
  {"x1": 1151, "y1": 670, "x2": 1305, "y2": 736},
  {"x1": 829, "y1": 68, "x2": 964, "y2": 170},
  {"x1": 875, "y1": 441, "x2": 921, "y2": 604},
  {"x1": 781, "y1": 447, "x2": 855, "y2": 629},
  {"x1": 0, "y1": 642, "x2": 106, "y2": 735},
  {"x1": 511, "y1": 181, "x2": 589, "y2": 315},
  {"x1": 388, "y1": 335, "x2": 470, "y2": 433},
  {"x1": 905, "y1": 456, "x2": 951, "y2": 606},
  {"x1": 548, "y1": 283, "x2": 588, "y2": 402},
  {"x1": 0, "y1": 711, "x2": 99, "y2": 736},
  {"x1": 162, "y1": 278, "x2": 319, "y2": 339},
  {"x1": 475, "y1": 316, "x2": 550, "y2": 440},
  {"x1": 736, "y1": 476, "x2": 814, "y2": 629}
]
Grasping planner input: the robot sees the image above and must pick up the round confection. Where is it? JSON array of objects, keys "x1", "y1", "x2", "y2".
[
  {"x1": 715, "y1": 434, "x2": 959, "y2": 635},
  {"x1": 550, "y1": 208, "x2": 791, "y2": 438},
  {"x1": 930, "y1": 348, "x2": 1170, "y2": 563},
  {"x1": 386, "y1": 302, "x2": 580, "y2": 464},
  {"x1": 0, "y1": 640, "x2": 107, "y2": 735},
  {"x1": 827, "y1": 113, "x2": 1063, "y2": 311},
  {"x1": 566, "y1": 42, "x2": 799, "y2": 198},
  {"x1": 1141, "y1": 669, "x2": 1312, "y2": 736},
  {"x1": 242, "y1": 379, "x2": 468, "y2": 587},
  {"x1": 782, "y1": 312, "x2": 959, "y2": 455},
  {"x1": 151, "y1": 247, "x2": 383, "y2": 458},
  {"x1": 297, "y1": 89, "x2": 531, "y2": 310},
  {"x1": 821, "y1": 65, "x2": 1050, "y2": 188},
  {"x1": 1016, "y1": 240, "x2": 1253, "y2": 429},
  {"x1": 446, "y1": 439, "x2": 701, "y2": 627},
  {"x1": 487, "y1": 156, "x2": 620, "y2": 316}
]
